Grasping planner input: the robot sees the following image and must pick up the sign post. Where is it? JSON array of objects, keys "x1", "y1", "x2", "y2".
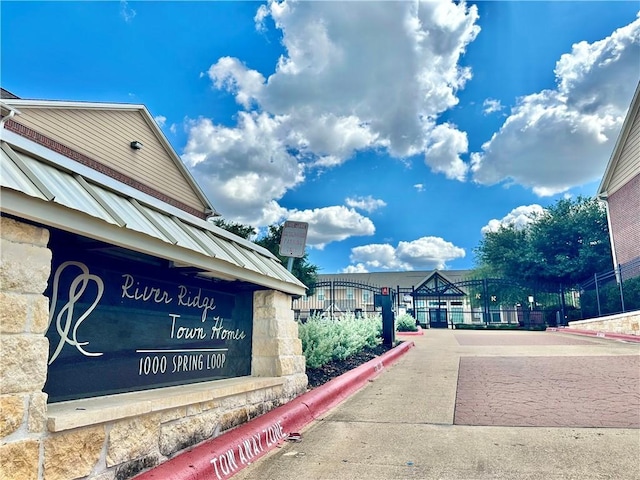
[{"x1": 278, "y1": 221, "x2": 309, "y2": 272}]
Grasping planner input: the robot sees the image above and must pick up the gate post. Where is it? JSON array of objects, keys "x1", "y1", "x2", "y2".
[
  {"x1": 594, "y1": 273, "x2": 601, "y2": 317},
  {"x1": 618, "y1": 264, "x2": 626, "y2": 313},
  {"x1": 559, "y1": 284, "x2": 566, "y2": 326},
  {"x1": 330, "y1": 280, "x2": 335, "y2": 320},
  {"x1": 482, "y1": 278, "x2": 490, "y2": 325}
]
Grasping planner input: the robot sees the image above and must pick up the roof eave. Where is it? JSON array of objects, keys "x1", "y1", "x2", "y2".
[
  {"x1": 2, "y1": 98, "x2": 217, "y2": 215},
  {"x1": 597, "y1": 80, "x2": 640, "y2": 197},
  {"x1": 138, "y1": 105, "x2": 217, "y2": 215},
  {"x1": 2, "y1": 98, "x2": 147, "y2": 110},
  {"x1": 0, "y1": 188, "x2": 307, "y2": 296},
  {"x1": 1, "y1": 129, "x2": 306, "y2": 295}
]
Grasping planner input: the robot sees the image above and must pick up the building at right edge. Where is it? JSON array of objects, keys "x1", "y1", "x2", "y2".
[{"x1": 597, "y1": 81, "x2": 640, "y2": 268}]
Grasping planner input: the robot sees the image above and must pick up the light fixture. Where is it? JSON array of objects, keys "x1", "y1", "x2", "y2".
[{"x1": 130, "y1": 141, "x2": 143, "y2": 150}]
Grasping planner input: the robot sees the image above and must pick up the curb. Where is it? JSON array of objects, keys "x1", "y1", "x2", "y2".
[
  {"x1": 547, "y1": 327, "x2": 640, "y2": 343},
  {"x1": 134, "y1": 340, "x2": 415, "y2": 480},
  {"x1": 396, "y1": 326, "x2": 424, "y2": 336}
]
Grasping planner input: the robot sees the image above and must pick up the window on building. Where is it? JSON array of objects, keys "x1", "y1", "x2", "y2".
[
  {"x1": 347, "y1": 288, "x2": 354, "y2": 300},
  {"x1": 317, "y1": 289, "x2": 325, "y2": 301},
  {"x1": 362, "y1": 290, "x2": 370, "y2": 303}
]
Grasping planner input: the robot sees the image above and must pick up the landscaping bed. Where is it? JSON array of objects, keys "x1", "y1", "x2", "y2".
[{"x1": 306, "y1": 343, "x2": 393, "y2": 388}]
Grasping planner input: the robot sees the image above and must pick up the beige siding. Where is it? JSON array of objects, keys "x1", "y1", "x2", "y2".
[
  {"x1": 13, "y1": 107, "x2": 206, "y2": 214},
  {"x1": 608, "y1": 107, "x2": 640, "y2": 195}
]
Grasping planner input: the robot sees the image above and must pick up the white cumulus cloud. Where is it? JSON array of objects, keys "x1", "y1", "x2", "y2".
[
  {"x1": 287, "y1": 206, "x2": 375, "y2": 250},
  {"x1": 482, "y1": 98, "x2": 503, "y2": 115},
  {"x1": 424, "y1": 123, "x2": 469, "y2": 181},
  {"x1": 182, "y1": 113, "x2": 304, "y2": 226},
  {"x1": 472, "y1": 14, "x2": 640, "y2": 196},
  {"x1": 342, "y1": 263, "x2": 369, "y2": 274},
  {"x1": 349, "y1": 236, "x2": 465, "y2": 271},
  {"x1": 481, "y1": 204, "x2": 545, "y2": 235},
  {"x1": 183, "y1": 0, "x2": 482, "y2": 239},
  {"x1": 208, "y1": 57, "x2": 265, "y2": 109},
  {"x1": 345, "y1": 196, "x2": 387, "y2": 213}
]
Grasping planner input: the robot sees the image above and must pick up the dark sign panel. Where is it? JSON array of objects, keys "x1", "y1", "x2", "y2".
[{"x1": 44, "y1": 250, "x2": 253, "y2": 402}]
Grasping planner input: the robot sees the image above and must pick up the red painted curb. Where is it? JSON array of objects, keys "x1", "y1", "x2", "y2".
[
  {"x1": 134, "y1": 341, "x2": 414, "y2": 480},
  {"x1": 299, "y1": 340, "x2": 414, "y2": 417},
  {"x1": 548, "y1": 327, "x2": 640, "y2": 343},
  {"x1": 396, "y1": 327, "x2": 424, "y2": 336}
]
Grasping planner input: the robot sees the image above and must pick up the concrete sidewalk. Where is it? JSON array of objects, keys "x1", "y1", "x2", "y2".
[{"x1": 233, "y1": 329, "x2": 640, "y2": 480}]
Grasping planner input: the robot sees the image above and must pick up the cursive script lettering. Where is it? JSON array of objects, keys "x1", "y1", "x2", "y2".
[
  {"x1": 48, "y1": 261, "x2": 105, "y2": 365},
  {"x1": 177, "y1": 286, "x2": 216, "y2": 322},
  {"x1": 121, "y1": 274, "x2": 173, "y2": 304},
  {"x1": 169, "y1": 313, "x2": 207, "y2": 340},
  {"x1": 210, "y1": 317, "x2": 246, "y2": 341}
]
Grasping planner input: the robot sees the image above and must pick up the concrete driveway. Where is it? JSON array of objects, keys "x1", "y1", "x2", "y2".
[{"x1": 233, "y1": 329, "x2": 640, "y2": 480}]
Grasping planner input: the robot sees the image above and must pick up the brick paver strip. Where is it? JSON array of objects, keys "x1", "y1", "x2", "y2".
[
  {"x1": 454, "y1": 356, "x2": 640, "y2": 428},
  {"x1": 454, "y1": 333, "x2": 596, "y2": 346}
]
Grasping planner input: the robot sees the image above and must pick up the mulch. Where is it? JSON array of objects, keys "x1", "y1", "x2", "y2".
[{"x1": 305, "y1": 344, "x2": 393, "y2": 389}]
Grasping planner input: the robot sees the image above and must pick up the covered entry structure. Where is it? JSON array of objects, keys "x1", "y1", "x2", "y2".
[
  {"x1": 413, "y1": 273, "x2": 566, "y2": 329},
  {"x1": 1, "y1": 94, "x2": 308, "y2": 479}
]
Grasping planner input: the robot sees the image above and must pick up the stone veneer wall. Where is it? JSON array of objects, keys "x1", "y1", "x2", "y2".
[
  {"x1": 0, "y1": 216, "x2": 52, "y2": 480},
  {"x1": 0, "y1": 216, "x2": 308, "y2": 480},
  {"x1": 568, "y1": 310, "x2": 640, "y2": 336}
]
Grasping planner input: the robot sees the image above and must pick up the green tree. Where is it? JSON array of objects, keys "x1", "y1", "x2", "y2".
[
  {"x1": 474, "y1": 196, "x2": 613, "y2": 287},
  {"x1": 211, "y1": 219, "x2": 256, "y2": 240}
]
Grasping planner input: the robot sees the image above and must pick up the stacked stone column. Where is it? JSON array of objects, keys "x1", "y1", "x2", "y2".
[
  {"x1": 0, "y1": 217, "x2": 52, "y2": 480},
  {"x1": 252, "y1": 290, "x2": 308, "y2": 398}
]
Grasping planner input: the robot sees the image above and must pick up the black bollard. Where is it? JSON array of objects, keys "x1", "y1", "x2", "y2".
[{"x1": 375, "y1": 287, "x2": 395, "y2": 347}]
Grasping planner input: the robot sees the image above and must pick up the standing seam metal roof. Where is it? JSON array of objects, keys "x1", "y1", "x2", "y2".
[{"x1": 0, "y1": 135, "x2": 306, "y2": 295}]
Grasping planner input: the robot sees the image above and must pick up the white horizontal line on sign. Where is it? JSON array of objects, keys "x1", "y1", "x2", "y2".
[{"x1": 136, "y1": 348, "x2": 229, "y2": 353}]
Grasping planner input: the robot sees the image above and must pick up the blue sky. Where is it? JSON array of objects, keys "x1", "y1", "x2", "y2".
[{"x1": 2, "y1": 1, "x2": 639, "y2": 274}]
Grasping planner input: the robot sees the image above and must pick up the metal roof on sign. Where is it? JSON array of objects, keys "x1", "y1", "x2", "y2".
[
  {"x1": 0, "y1": 136, "x2": 306, "y2": 295},
  {"x1": 1, "y1": 145, "x2": 48, "y2": 200}
]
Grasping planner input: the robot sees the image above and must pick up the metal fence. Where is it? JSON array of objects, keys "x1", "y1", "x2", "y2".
[
  {"x1": 294, "y1": 263, "x2": 640, "y2": 326},
  {"x1": 292, "y1": 280, "x2": 383, "y2": 321},
  {"x1": 576, "y1": 257, "x2": 640, "y2": 319},
  {"x1": 293, "y1": 278, "x2": 565, "y2": 328}
]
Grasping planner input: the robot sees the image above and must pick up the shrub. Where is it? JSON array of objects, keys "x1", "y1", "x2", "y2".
[
  {"x1": 580, "y1": 276, "x2": 640, "y2": 318},
  {"x1": 298, "y1": 312, "x2": 382, "y2": 368},
  {"x1": 396, "y1": 313, "x2": 418, "y2": 332}
]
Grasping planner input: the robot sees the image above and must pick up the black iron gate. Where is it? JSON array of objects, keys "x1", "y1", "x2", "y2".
[
  {"x1": 294, "y1": 280, "x2": 385, "y2": 320},
  {"x1": 295, "y1": 276, "x2": 567, "y2": 329},
  {"x1": 293, "y1": 280, "x2": 417, "y2": 321},
  {"x1": 412, "y1": 277, "x2": 565, "y2": 329}
]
